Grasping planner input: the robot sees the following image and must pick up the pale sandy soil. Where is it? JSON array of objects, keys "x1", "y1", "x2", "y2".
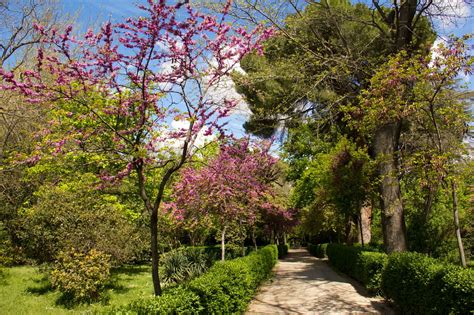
[{"x1": 246, "y1": 249, "x2": 394, "y2": 315}]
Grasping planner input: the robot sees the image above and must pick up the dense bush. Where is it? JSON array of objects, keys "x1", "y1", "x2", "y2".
[
  {"x1": 382, "y1": 252, "x2": 474, "y2": 314},
  {"x1": 19, "y1": 179, "x2": 148, "y2": 264},
  {"x1": 277, "y1": 244, "x2": 289, "y2": 258},
  {"x1": 308, "y1": 243, "x2": 328, "y2": 258},
  {"x1": 184, "y1": 244, "x2": 277, "y2": 314},
  {"x1": 113, "y1": 286, "x2": 202, "y2": 314},
  {"x1": 160, "y1": 244, "x2": 259, "y2": 286},
  {"x1": 160, "y1": 248, "x2": 209, "y2": 284},
  {"x1": 326, "y1": 244, "x2": 387, "y2": 293},
  {"x1": 112, "y1": 245, "x2": 278, "y2": 314},
  {"x1": 50, "y1": 248, "x2": 111, "y2": 303},
  {"x1": 182, "y1": 244, "x2": 250, "y2": 262}
]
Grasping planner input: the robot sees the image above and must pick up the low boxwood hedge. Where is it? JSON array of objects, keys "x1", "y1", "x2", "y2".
[
  {"x1": 308, "y1": 243, "x2": 328, "y2": 258},
  {"x1": 382, "y1": 252, "x2": 474, "y2": 314},
  {"x1": 326, "y1": 243, "x2": 387, "y2": 294},
  {"x1": 111, "y1": 245, "x2": 278, "y2": 314}
]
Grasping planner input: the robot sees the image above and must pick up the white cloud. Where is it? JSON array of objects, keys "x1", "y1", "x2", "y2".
[
  {"x1": 429, "y1": 0, "x2": 471, "y2": 29},
  {"x1": 156, "y1": 119, "x2": 216, "y2": 155}
]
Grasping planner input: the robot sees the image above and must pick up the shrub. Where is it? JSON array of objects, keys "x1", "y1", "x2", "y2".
[
  {"x1": 382, "y1": 252, "x2": 474, "y2": 314},
  {"x1": 112, "y1": 286, "x2": 202, "y2": 314},
  {"x1": 20, "y1": 178, "x2": 148, "y2": 264},
  {"x1": 308, "y1": 243, "x2": 328, "y2": 258},
  {"x1": 277, "y1": 244, "x2": 289, "y2": 258},
  {"x1": 112, "y1": 245, "x2": 278, "y2": 314},
  {"x1": 354, "y1": 251, "x2": 387, "y2": 294},
  {"x1": 160, "y1": 248, "x2": 209, "y2": 284},
  {"x1": 326, "y1": 243, "x2": 387, "y2": 293},
  {"x1": 50, "y1": 248, "x2": 111, "y2": 303},
  {"x1": 187, "y1": 245, "x2": 277, "y2": 314}
]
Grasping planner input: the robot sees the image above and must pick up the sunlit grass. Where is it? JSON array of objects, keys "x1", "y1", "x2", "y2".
[{"x1": 0, "y1": 265, "x2": 153, "y2": 314}]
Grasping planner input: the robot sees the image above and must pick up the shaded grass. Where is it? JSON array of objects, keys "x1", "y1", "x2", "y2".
[{"x1": 0, "y1": 265, "x2": 153, "y2": 314}]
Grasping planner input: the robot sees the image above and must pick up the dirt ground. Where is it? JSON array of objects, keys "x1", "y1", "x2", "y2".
[{"x1": 246, "y1": 249, "x2": 394, "y2": 314}]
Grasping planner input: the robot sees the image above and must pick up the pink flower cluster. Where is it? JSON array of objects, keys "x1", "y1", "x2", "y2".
[
  {"x1": 168, "y1": 139, "x2": 296, "y2": 231},
  {"x1": 0, "y1": 0, "x2": 274, "y2": 175}
]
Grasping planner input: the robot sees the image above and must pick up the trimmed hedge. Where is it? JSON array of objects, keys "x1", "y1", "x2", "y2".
[
  {"x1": 111, "y1": 245, "x2": 278, "y2": 314},
  {"x1": 382, "y1": 252, "x2": 474, "y2": 314},
  {"x1": 326, "y1": 244, "x2": 387, "y2": 294},
  {"x1": 115, "y1": 286, "x2": 202, "y2": 314},
  {"x1": 308, "y1": 243, "x2": 328, "y2": 258},
  {"x1": 277, "y1": 244, "x2": 289, "y2": 258},
  {"x1": 181, "y1": 244, "x2": 251, "y2": 262}
]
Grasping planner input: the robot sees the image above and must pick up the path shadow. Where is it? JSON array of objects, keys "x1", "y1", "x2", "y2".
[{"x1": 248, "y1": 249, "x2": 394, "y2": 314}]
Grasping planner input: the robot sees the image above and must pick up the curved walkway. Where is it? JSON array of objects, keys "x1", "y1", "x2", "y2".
[{"x1": 246, "y1": 249, "x2": 393, "y2": 314}]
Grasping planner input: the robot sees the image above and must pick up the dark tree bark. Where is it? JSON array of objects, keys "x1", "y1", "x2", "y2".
[
  {"x1": 371, "y1": 0, "x2": 420, "y2": 253},
  {"x1": 252, "y1": 227, "x2": 257, "y2": 250}
]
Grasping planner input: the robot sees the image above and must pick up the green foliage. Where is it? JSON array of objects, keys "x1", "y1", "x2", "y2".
[
  {"x1": 0, "y1": 265, "x2": 153, "y2": 314},
  {"x1": 111, "y1": 286, "x2": 202, "y2": 315},
  {"x1": 233, "y1": 0, "x2": 393, "y2": 137},
  {"x1": 382, "y1": 252, "x2": 474, "y2": 314},
  {"x1": 113, "y1": 245, "x2": 278, "y2": 314},
  {"x1": 18, "y1": 174, "x2": 147, "y2": 264},
  {"x1": 187, "y1": 245, "x2": 277, "y2": 314},
  {"x1": 326, "y1": 244, "x2": 387, "y2": 293},
  {"x1": 308, "y1": 243, "x2": 328, "y2": 258},
  {"x1": 289, "y1": 136, "x2": 373, "y2": 241},
  {"x1": 160, "y1": 248, "x2": 209, "y2": 285},
  {"x1": 277, "y1": 244, "x2": 289, "y2": 258},
  {"x1": 50, "y1": 248, "x2": 111, "y2": 304}
]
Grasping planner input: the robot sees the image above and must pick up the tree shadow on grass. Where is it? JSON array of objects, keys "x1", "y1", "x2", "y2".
[
  {"x1": 104, "y1": 264, "x2": 151, "y2": 295},
  {"x1": 112, "y1": 264, "x2": 150, "y2": 276},
  {"x1": 25, "y1": 274, "x2": 54, "y2": 295},
  {"x1": 54, "y1": 292, "x2": 111, "y2": 309}
]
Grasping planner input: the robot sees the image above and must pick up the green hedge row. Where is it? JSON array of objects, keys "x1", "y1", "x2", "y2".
[
  {"x1": 382, "y1": 252, "x2": 474, "y2": 314},
  {"x1": 325, "y1": 244, "x2": 474, "y2": 314},
  {"x1": 277, "y1": 244, "x2": 289, "y2": 258},
  {"x1": 326, "y1": 243, "x2": 386, "y2": 294},
  {"x1": 308, "y1": 243, "x2": 328, "y2": 258},
  {"x1": 180, "y1": 244, "x2": 253, "y2": 262},
  {"x1": 111, "y1": 245, "x2": 278, "y2": 314}
]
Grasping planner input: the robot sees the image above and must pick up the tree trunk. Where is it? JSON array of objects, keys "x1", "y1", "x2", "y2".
[
  {"x1": 451, "y1": 181, "x2": 467, "y2": 267},
  {"x1": 221, "y1": 225, "x2": 226, "y2": 261},
  {"x1": 358, "y1": 204, "x2": 372, "y2": 245},
  {"x1": 252, "y1": 228, "x2": 257, "y2": 250},
  {"x1": 423, "y1": 185, "x2": 437, "y2": 223},
  {"x1": 283, "y1": 232, "x2": 287, "y2": 245},
  {"x1": 358, "y1": 215, "x2": 365, "y2": 247},
  {"x1": 150, "y1": 208, "x2": 162, "y2": 296},
  {"x1": 374, "y1": 122, "x2": 408, "y2": 252}
]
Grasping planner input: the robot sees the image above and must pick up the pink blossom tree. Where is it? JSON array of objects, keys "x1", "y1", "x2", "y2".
[
  {"x1": 258, "y1": 201, "x2": 299, "y2": 245},
  {"x1": 170, "y1": 139, "x2": 279, "y2": 260},
  {"x1": 0, "y1": 0, "x2": 272, "y2": 295}
]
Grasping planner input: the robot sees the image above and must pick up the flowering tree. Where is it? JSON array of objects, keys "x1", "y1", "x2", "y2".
[
  {"x1": 169, "y1": 139, "x2": 279, "y2": 260},
  {"x1": 258, "y1": 200, "x2": 298, "y2": 245},
  {"x1": 0, "y1": 0, "x2": 272, "y2": 295},
  {"x1": 354, "y1": 36, "x2": 472, "y2": 264}
]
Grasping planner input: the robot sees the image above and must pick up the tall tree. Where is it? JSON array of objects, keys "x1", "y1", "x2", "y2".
[
  {"x1": 0, "y1": 1, "x2": 271, "y2": 295},
  {"x1": 170, "y1": 139, "x2": 279, "y2": 260},
  {"x1": 230, "y1": 0, "x2": 459, "y2": 252}
]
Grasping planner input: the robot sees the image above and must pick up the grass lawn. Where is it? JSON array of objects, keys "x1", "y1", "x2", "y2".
[{"x1": 0, "y1": 264, "x2": 154, "y2": 314}]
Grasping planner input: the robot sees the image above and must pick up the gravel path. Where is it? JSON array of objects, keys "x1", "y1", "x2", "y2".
[{"x1": 246, "y1": 249, "x2": 394, "y2": 314}]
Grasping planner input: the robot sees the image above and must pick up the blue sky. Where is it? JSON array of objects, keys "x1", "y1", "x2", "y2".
[{"x1": 59, "y1": 0, "x2": 473, "y2": 137}]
